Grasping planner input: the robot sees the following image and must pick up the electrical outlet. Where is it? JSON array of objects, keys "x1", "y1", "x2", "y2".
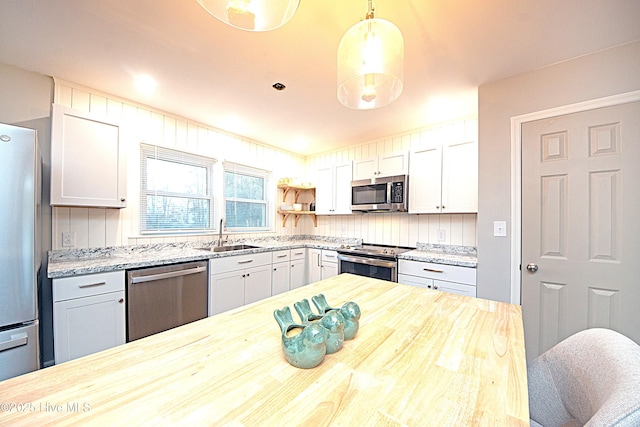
[
  {"x1": 62, "y1": 231, "x2": 76, "y2": 247},
  {"x1": 437, "y1": 229, "x2": 446, "y2": 242}
]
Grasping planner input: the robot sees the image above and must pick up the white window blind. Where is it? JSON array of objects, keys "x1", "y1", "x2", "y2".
[
  {"x1": 223, "y1": 162, "x2": 271, "y2": 230},
  {"x1": 140, "y1": 144, "x2": 215, "y2": 233}
]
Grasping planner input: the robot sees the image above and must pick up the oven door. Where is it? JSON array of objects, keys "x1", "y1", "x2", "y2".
[{"x1": 337, "y1": 254, "x2": 397, "y2": 282}]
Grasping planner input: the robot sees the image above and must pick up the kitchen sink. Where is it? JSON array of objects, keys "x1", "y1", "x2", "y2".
[{"x1": 196, "y1": 244, "x2": 260, "y2": 252}]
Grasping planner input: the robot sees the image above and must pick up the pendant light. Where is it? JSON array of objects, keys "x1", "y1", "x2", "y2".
[
  {"x1": 196, "y1": 0, "x2": 300, "y2": 31},
  {"x1": 337, "y1": 0, "x2": 404, "y2": 109}
]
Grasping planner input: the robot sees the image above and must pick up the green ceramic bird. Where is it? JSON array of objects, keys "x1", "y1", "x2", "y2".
[
  {"x1": 273, "y1": 306, "x2": 328, "y2": 369},
  {"x1": 312, "y1": 294, "x2": 361, "y2": 340},
  {"x1": 294, "y1": 299, "x2": 345, "y2": 354}
]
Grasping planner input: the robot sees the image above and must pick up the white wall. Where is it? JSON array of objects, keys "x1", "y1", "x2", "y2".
[
  {"x1": 307, "y1": 118, "x2": 478, "y2": 248},
  {"x1": 51, "y1": 79, "x2": 309, "y2": 249},
  {"x1": 477, "y1": 41, "x2": 640, "y2": 303}
]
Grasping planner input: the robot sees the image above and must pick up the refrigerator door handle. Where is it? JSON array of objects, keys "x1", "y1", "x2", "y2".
[{"x1": 0, "y1": 332, "x2": 28, "y2": 353}]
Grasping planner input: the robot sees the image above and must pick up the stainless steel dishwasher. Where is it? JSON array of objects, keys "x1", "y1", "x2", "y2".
[{"x1": 126, "y1": 261, "x2": 208, "y2": 342}]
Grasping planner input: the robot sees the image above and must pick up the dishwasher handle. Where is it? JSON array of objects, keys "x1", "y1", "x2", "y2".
[{"x1": 130, "y1": 266, "x2": 207, "y2": 284}]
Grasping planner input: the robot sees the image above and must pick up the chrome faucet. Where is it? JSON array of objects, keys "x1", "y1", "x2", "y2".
[{"x1": 218, "y1": 218, "x2": 224, "y2": 246}]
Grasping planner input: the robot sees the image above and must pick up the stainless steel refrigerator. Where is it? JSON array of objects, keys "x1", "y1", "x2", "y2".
[{"x1": 0, "y1": 123, "x2": 40, "y2": 381}]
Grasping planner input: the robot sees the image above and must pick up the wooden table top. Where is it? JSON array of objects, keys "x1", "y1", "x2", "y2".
[{"x1": 0, "y1": 274, "x2": 529, "y2": 426}]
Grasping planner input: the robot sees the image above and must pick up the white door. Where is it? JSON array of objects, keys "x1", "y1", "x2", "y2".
[{"x1": 521, "y1": 101, "x2": 640, "y2": 361}]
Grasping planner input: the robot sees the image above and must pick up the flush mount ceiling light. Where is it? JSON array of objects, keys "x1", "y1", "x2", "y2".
[
  {"x1": 337, "y1": 0, "x2": 404, "y2": 110},
  {"x1": 196, "y1": 0, "x2": 300, "y2": 31}
]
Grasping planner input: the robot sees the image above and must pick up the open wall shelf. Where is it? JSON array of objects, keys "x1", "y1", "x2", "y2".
[{"x1": 277, "y1": 184, "x2": 316, "y2": 227}]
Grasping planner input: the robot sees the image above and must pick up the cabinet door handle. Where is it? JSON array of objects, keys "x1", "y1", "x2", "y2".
[
  {"x1": 78, "y1": 281, "x2": 106, "y2": 289},
  {"x1": 423, "y1": 268, "x2": 444, "y2": 273},
  {"x1": 118, "y1": 298, "x2": 124, "y2": 303}
]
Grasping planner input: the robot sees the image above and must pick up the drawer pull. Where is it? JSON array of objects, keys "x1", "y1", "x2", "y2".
[
  {"x1": 276, "y1": 254, "x2": 287, "y2": 258},
  {"x1": 423, "y1": 268, "x2": 444, "y2": 274},
  {"x1": 238, "y1": 259, "x2": 254, "y2": 264},
  {"x1": 78, "y1": 281, "x2": 107, "y2": 289}
]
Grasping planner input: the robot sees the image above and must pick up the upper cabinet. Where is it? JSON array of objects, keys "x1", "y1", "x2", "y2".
[
  {"x1": 409, "y1": 139, "x2": 477, "y2": 214},
  {"x1": 50, "y1": 104, "x2": 127, "y2": 208},
  {"x1": 352, "y1": 151, "x2": 408, "y2": 180},
  {"x1": 316, "y1": 162, "x2": 352, "y2": 215}
]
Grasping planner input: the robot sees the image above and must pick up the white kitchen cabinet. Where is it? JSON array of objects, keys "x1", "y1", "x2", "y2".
[
  {"x1": 53, "y1": 271, "x2": 125, "y2": 364},
  {"x1": 290, "y1": 249, "x2": 307, "y2": 289},
  {"x1": 308, "y1": 249, "x2": 339, "y2": 282},
  {"x1": 353, "y1": 151, "x2": 408, "y2": 180},
  {"x1": 398, "y1": 259, "x2": 476, "y2": 297},
  {"x1": 50, "y1": 104, "x2": 127, "y2": 208},
  {"x1": 209, "y1": 252, "x2": 272, "y2": 315},
  {"x1": 409, "y1": 139, "x2": 477, "y2": 214},
  {"x1": 271, "y1": 250, "x2": 291, "y2": 296},
  {"x1": 315, "y1": 162, "x2": 352, "y2": 215}
]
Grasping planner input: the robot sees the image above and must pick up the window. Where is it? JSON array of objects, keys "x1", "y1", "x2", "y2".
[
  {"x1": 224, "y1": 163, "x2": 271, "y2": 230},
  {"x1": 140, "y1": 144, "x2": 215, "y2": 233}
]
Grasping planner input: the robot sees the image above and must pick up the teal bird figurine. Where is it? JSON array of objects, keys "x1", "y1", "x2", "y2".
[
  {"x1": 312, "y1": 294, "x2": 361, "y2": 340},
  {"x1": 273, "y1": 306, "x2": 328, "y2": 369},
  {"x1": 294, "y1": 299, "x2": 345, "y2": 354}
]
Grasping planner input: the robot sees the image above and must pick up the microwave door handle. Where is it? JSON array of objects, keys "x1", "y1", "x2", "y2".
[{"x1": 387, "y1": 182, "x2": 393, "y2": 205}]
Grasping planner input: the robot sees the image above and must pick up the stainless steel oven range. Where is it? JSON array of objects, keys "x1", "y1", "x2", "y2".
[{"x1": 336, "y1": 244, "x2": 412, "y2": 282}]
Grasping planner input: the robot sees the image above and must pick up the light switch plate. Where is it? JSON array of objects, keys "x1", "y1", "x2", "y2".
[
  {"x1": 437, "y1": 229, "x2": 446, "y2": 242},
  {"x1": 493, "y1": 221, "x2": 507, "y2": 237}
]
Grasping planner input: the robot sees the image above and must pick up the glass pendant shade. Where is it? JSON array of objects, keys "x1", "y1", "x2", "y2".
[
  {"x1": 196, "y1": 0, "x2": 300, "y2": 31},
  {"x1": 337, "y1": 17, "x2": 404, "y2": 109}
]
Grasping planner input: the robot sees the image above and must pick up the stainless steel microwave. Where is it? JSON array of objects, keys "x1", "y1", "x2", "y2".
[{"x1": 351, "y1": 175, "x2": 408, "y2": 212}]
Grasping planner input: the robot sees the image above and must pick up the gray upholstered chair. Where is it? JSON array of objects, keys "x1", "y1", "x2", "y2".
[{"x1": 527, "y1": 328, "x2": 640, "y2": 427}]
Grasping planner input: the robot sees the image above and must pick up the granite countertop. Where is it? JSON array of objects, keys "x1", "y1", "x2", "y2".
[
  {"x1": 48, "y1": 237, "x2": 478, "y2": 278},
  {"x1": 47, "y1": 236, "x2": 361, "y2": 279},
  {"x1": 398, "y1": 243, "x2": 477, "y2": 268}
]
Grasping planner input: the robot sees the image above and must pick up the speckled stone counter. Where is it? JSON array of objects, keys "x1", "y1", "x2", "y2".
[
  {"x1": 398, "y1": 243, "x2": 477, "y2": 268},
  {"x1": 47, "y1": 236, "x2": 362, "y2": 279}
]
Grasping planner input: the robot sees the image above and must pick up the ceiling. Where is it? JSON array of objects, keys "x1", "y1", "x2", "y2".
[{"x1": 1, "y1": 0, "x2": 639, "y2": 156}]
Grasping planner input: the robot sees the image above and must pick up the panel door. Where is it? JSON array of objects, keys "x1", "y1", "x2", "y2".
[
  {"x1": 521, "y1": 101, "x2": 640, "y2": 361},
  {"x1": 210, "y1": 270, "x2": 245, "y2": 315},
  {"x1": 441, "y1": 140, "x2": 478, "y2": 213},
  {"x1": 307, "y1": 249, "x2": 322, "y2": 283},
  {"x1": 315, "y1": 166, "x2": 334, "y2": 214},
  {"x1": 408, "y1": 145, "x2": 442, "y2": 213},
  {"x1": 50, "y1": 104, "x2": 126, "y2": 208},
  {"x1": 271, "y1": 261, "x2": 290, "y2": 296},
  {"x1": 290, "y1": 258, "x2": 306, "y2": 289},
  {"x1": 53, "y1": 291, "x2": 125, "y2": 364},
  {"x1": 352, "y1": 156, "x2": 378, "y2": 180},
  {"x1": 379, "y1": 151, "x2": 409, "y2": 177},
  {"x1": 334, "y1": 162, "x2": 353, "y2": 214},
  {"x1": 244, "y1": 264, "x2": 272, "y2": 305}
]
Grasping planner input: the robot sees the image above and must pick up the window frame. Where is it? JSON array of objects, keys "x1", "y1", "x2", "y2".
[
  {"x1": 223, "y1": 162, "x2": 272, "y2": 232},
  {"x1": 139, "y1": 143, "x2": 216, "y2": 235}
]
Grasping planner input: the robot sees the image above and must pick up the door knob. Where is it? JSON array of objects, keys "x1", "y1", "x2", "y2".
[{"x1": 526, "y1": 263, "x2": 538, "y2": 273}]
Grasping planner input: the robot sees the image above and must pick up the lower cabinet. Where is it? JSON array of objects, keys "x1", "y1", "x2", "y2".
[
  {"x1": 290, "y1": 249, "x2": 307, "y2": 289},
  {"x1": 398, "y1": 259, "x2": 476, "y2": 297},
  {"x1": 209, "y1": 252, "x2": 272, "y2": 315},
  {"x1": 271, "y1": 250, "x2": 292, "y2": 296},
  {"x1": 52, "y1": 271, "x2": 125, "y2": 364},
  {"x1": 308, "y1": 249, "x2": 339, "y2": 283}
]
